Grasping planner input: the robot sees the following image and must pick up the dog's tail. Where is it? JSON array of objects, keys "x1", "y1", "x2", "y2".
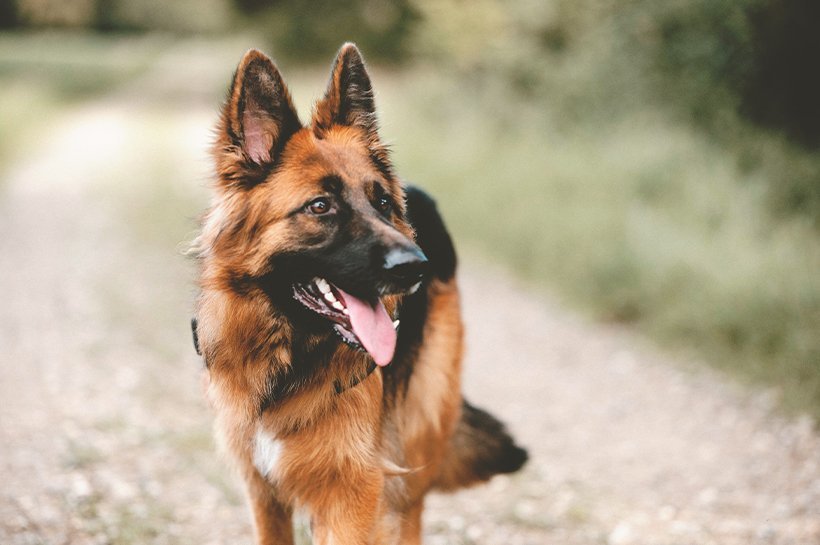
[{"x1": 433, "y1": 399, "x2": 528, "y2": 491}]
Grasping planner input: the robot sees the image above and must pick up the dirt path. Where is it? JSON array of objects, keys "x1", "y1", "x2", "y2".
[{"x1": 1, "y1": 51, "x2": 818, "y2": 545}]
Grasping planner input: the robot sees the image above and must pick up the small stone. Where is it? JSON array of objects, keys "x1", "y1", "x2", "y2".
[
  {"x1": 514, "y1": 499, "x2": 537, "y2": 520},
  {"x1": 671, "y1": 519, "x2": 701, "y2": 536},
  {"x1": 466, "y1": 525, "x2": 483, "y2": 541},
  {"x1": 608, "y1": 521, "x2": 634, "y2": 545},
  {"x1": 658, "y1": 505, "x2": 676, "y2": 521},
  {"x1": 756, "y1": 524, "x2": 776, "y2": 542},
  {"x1": 696, "y1": 487, "x2": 718, "y2": 506},
  {"x1": 70, "y1": 472, "x2": 92, "y2": 498},
  {"x1": 489, "y1": 474, "x2": 509, "y2": 492},
  {"x1": 448, "y1": 515, "x2": 465, "y2": 532}
]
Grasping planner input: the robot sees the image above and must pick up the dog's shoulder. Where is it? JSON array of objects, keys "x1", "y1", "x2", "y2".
[
  {"x1": 404, "y1": 184, "x2": 456, "y2": 282},
  {"x1": 383, "y1": 185, "x2": 458, "y2": 401}
]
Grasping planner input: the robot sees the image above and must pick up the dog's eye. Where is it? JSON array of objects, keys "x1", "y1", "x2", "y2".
[
  {"x1": 307, "y1": 197, "x2": 332, "y2": 215},
  {"x1": 377, "y1": 196, "x2": 392, "y2": 215}
]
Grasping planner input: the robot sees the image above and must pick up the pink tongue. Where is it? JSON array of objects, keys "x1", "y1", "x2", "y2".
[{"x1": 336, "y1": 288, "x2": 396, "y2": 367}]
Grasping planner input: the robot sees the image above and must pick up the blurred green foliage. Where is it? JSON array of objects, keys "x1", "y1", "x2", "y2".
[
  {"x1": 10, "y1": 0, "x2": 230, "y2": 32},
  {"x1": 386, "y1": 0, "x2": 820, "y2": 415},
  {"x1": 233, "y1": 0, "x2": 420, "y2": 63},
  {"x1": 92, "y1": 0, "x2": 231, "y2": 33},
  {"x1": 412, "y1": 0, "x2": 820, "y2": 222},
  {"x1": 378, "y1": 69, "x2": 820, "y2": 418},
  {"x1": 7, "y1": 0, "x2": 420, "y2": 60},
  {"x1": 1, "y1": 1, "x2": 818, "y2": 416}
]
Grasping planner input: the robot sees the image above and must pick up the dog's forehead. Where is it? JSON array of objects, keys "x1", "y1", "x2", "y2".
[
  {"x1": 312, "y1": 131, "x2": 380, "y2": 183},
  {"x1": 283, "y1": 128, "x2": 382, "y2": 186}
]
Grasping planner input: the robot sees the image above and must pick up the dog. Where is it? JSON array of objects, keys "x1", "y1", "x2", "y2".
[{"x1": 192, "y1": 43, "x2": 527, "y2": 545}]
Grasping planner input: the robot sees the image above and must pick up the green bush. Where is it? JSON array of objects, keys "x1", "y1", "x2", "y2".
[
  {"x1": 411, "y1": 0, "x2": 820, "y2": 222},
  {"x1": 376, "y1": 53, "x2": 820, "y2": 418},
  {"x1": 234, "y1": 0, "x2": 421, "y2": 63}
]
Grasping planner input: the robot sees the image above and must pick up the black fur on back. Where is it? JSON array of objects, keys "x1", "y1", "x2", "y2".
[
  {"x1": 383, "y1": 185, "x2": 457, "y2": 402},
  {"x1": 404, "y1": 185, "x2": 456, "y2": 282},
  {"x1": 389, "y1": 187, "x2": 528, "y2": 487}
]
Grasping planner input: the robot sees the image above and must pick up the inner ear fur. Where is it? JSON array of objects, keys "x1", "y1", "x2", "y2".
[{"x1": 214, "y1": 49, "x2": 301, "y2": 187}]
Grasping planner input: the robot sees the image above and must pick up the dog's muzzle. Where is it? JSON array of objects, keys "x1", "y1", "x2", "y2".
[{"x1": 382, "y1": 245, "x2": 428, "y2": 291}]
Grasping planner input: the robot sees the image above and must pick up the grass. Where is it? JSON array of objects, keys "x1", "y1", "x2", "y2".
[{"x1": 376, "y1": 70, "x2": 820, "y2": 418}]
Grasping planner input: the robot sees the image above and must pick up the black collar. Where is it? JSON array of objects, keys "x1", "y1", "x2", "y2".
[
  {"x1": 333, "y1": 360, "x2": 377, "y2": 394},
  {"x1": 192, "y1": 317, "x2": 377, "y2": 397}
]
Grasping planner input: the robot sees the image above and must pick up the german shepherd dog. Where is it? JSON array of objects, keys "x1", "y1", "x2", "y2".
[{"x1": 192, "y1": 44, "x2": 527, "y2": 544}]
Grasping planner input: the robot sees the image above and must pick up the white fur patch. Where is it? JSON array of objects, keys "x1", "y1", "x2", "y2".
[{"x1": 253, "y1": 427, "x2": 284, "y2": 479}]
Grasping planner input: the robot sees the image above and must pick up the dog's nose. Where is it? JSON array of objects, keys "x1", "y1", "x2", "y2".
[{"x1": 383, "y1": 246, "x2": 428, "y2": 288}]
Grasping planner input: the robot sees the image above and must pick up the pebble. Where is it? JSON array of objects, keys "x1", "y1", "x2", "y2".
[
  {"x1": 70, "y1": 472, "x2": 92, "y2": 499},
  {"x1": 608, "y1": 521, "x2": 635, "y2": 545},
  {"x1": 658, "y1": 504, "x2": 677, "y2": 521},
  {"x1": 696, "y1": 486, "x2": 718, "y2": 506}
]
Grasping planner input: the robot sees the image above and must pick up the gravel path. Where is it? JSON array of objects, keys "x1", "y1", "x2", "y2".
[{"x1": 1, "y1": 55, "x2": 818, "y2": 545}]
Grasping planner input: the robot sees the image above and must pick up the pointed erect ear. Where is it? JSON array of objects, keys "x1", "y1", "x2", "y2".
[
  {"x1": 312, "y1": 43, "x2": 378, "y2": 138},
  {"x1": 215, "y1": 49, "x2": 301, "y2": 186}
]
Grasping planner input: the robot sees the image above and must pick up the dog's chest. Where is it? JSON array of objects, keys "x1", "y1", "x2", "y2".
[{"x1": 252, "y1": 426, "x2": 285, "y2": 479}]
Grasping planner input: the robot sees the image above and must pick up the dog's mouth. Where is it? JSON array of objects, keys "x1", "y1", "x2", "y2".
[{"x1": 292, "y1": 278, "x2": 399, "y2": 367}]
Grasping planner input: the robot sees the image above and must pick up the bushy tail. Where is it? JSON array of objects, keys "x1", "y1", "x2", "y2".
[{"x1": 433, "y1": 399, "x2": 528, "y2": 491}]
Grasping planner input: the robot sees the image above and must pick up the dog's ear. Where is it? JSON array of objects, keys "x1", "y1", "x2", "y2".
[
  {"x1": 312, "y1": 43, "x2": 395, "y2": 180},
  {"x1": 312, "y1": 43, "x2": 378, "y2": 139},
  {"x1": 214, "y1": 49, "x2": 301, "y2": 187}
]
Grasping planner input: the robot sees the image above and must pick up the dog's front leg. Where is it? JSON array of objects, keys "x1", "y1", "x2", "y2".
[
  {"x1": 245, "y1": 468, "x2": 294, "y2": 545},
  {"x1": 309, "y1": 469, "x2": 385, "y2": 545}
]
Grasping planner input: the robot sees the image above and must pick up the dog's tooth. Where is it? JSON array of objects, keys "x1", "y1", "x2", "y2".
[
  {"x1": 324, "y1": 291, "x2": 337, "y2": 303},
  {"x1": 408, "y1": 281, "x2": 422, "y2": 294},
  {"x1": 316, "y1": 278, "x2": 331, "y2": 294},
  {"x1": 343, "y1": 308, "x2": 350, "y2": 315},
  {"x1": 393, "y1": 319, "x2": 400, "y2": 330},
  {"x1": 332, "y1": 301, "x2": 344, "y2": 311}
]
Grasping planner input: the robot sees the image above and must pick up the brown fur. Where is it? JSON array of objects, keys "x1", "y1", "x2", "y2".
[{"x1": 193, "y1": 44, "x2": 525, "y2": 545}]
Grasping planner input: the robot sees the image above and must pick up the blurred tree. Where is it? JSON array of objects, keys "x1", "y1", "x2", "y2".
[
  {"x1": 92, "y1": 0, "x2": 230, "y2": 33},
  {"x1": 16, "y1": 0, "x2": 96, "y2": 26},
  {"x1": 642, "y1": 0, "x2": 820, "y2": 215},
  {"x1": 12, "y1": 0, "x2": 230, "y2": 32},
  {"x1": 233, "y1": 0, "x2": 271, "y2": 13},
  {"x1": 415, "y1": 0, "x2": 820, "y2": 148},
  {"x1": 649, "y1": 0, "x2": 820, "y2": 149},
  {"x1": 410, "y1": 0, "x2": 820, "y2": 218},
  {"x1": 0, "y1": 0, "x2": 18, "y2": 27},
  {"x1": 231, "y1": 0, "x2": 421, "y2": 63},
  {"x1": 743, "y1": 0, "x2": 820, "y2": 149}
]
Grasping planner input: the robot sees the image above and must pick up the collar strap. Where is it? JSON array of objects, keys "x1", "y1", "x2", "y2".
[
  {"x1": 333, "y1": 360, "x2": 377, "y2": 394},
  {"x1": 192, "y1": 316, "x2": 378, "y2": 397}
]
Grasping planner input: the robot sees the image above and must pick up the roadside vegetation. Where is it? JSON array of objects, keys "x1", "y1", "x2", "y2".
[
  {"x1": 2, "y1": 0, "x2": 817, "y2": 418},
  {"x1": 382, "y1": 71, "x2": 820, "y2": 416},
  {"x1": 396, "y1": 0, "x2": 820, "y2": 417}
]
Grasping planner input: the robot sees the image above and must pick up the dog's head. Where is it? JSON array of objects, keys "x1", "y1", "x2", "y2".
[{"x1": 200, "y1": 44, "x2": 426, "y2": 366}]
